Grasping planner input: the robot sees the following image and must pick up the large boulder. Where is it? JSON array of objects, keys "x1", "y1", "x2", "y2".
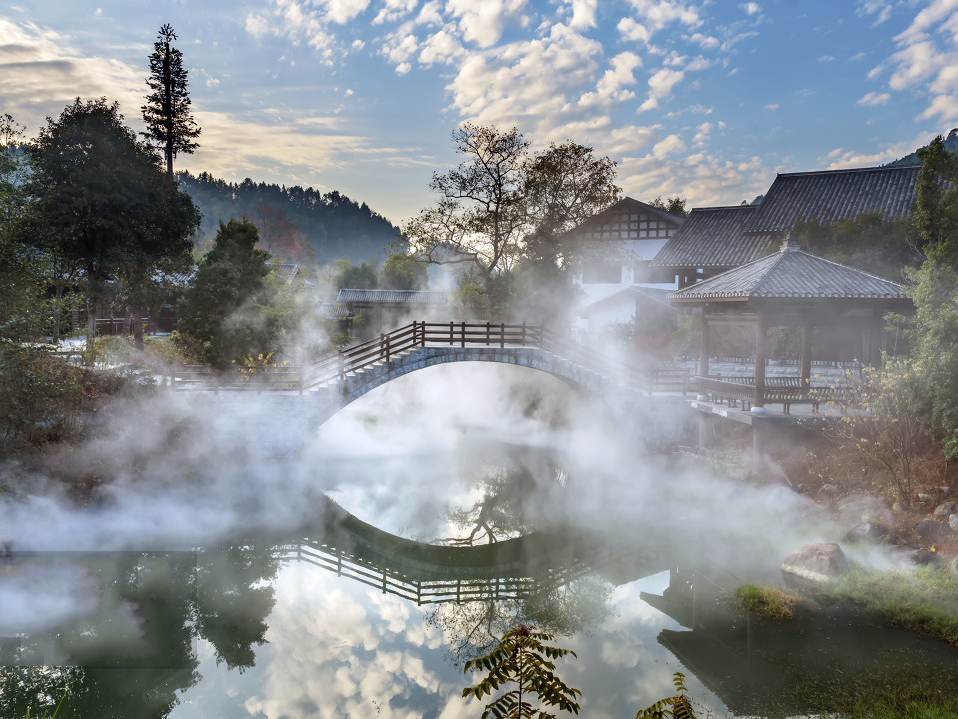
[
  {"x1": 845, "y1": 522, "x2": 888, "y2": 543},
  {"x1": 915, "y1": 518, "x2": 955, "y2": 545},
  {"x1": 782, "y1": 543, "x2": 848, "y2": 582},
  {"x1": 934, "y1": 501, "x2": 958, "y2": 517},
  {"x1": 838, "y1": 495, "x2": 889, "y2": 529}
]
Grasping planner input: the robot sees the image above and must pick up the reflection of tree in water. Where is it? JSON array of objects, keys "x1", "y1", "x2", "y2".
[
  {"x1": 442, "y1": 453, "x2": 568, "y2": 546},
  {"x1": 430, "y1": 456, "x2": 610, "y2": 665},
  {"x1": 0, "y1": 543, "x2": 278, "y2": 718},
  {"x1": 426, "y1": 576, "x2": 612, "y2": 667}
]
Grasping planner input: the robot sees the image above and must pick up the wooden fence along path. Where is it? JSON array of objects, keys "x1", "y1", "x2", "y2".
[{"x1": 168, "y1": 320, "x2": 693, "y2": 395}]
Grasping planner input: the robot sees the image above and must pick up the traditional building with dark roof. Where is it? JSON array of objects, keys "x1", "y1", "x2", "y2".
[
  {"x1": 652, "y1": 164, "x2": 920, "y2": 287},
  {"x1": 562, "y1": 197, "x2": 686, "y2": 333}
]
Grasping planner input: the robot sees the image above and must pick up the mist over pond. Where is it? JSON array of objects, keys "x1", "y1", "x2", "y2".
[{"x1": 3, "y1": 363, "x2": 958, "y2": 718}]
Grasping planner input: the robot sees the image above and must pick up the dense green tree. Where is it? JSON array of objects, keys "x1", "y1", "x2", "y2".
[
  {"x1": 335, "y1": 259, "x2": 378, "y2": 290},
  {"x1": 0, "y1": 114, "x2": 46, "y2": 341},
  {"x1": 141, "y1": 24, "x2": 200, "y2": 175},
  {"x1": 27, "y1": 98, "x2": 198, "y2": 353},
  {"x1": 519, "y1": 142, "x2": 619, "y2": 327},
  {"x1": 177, "y1": 220, "x2": 296, "y2": 368},
  {"x1": 379, "y1": 251, "x2": 427, "y2": 290},
  {"x1": 794, "y1": 212, "x2": 921, "y2": 280},
  {"x1": 648, "y1": 196, "x2": 688, "y2": 217},
  {"x1": 914, "y1": 134, "x2": 958, "y2": 269},
  {"x1": 902, "y1": 262, "x2": 958, "y2": 459}
]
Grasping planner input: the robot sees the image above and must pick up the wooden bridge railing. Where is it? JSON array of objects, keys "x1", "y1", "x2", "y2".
[
  {"x1": 296, "y1": 321, "x2": 655, "y2": 392},
  {"x1": 169, "y1": 320, "x2": 677, "y2": 393},
  {"x1": 274, "y1": 540, "x2": 596, "y2": 605}
]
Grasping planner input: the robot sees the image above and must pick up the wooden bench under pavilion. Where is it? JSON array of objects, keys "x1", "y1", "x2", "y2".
[{"x1": 668, "y1": 234, "x2": 911, "y2": 417}]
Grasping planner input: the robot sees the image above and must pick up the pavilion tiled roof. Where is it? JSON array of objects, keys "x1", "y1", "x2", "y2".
[
  {"x1": 650, "y1": 205, "x2": 774, "y2": 268},
  {"x1": 652, "y1": 165, "x2": 921, "y2": 270},
  {"x1": 336, "y1": 289, "x2": 448, "y2": 304},
  {"x1": 668, "y1": 243, "x2": 908, "y2": 301}
]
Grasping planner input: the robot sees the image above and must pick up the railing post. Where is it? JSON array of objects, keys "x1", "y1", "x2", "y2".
[
  {"x1": 486, "y1": 321, "x2": 490, "y2": 346},
  {"x1": 500, "y1": 322, "x2": 505, "y2": 349},
  {"x1": 460, "y1": 321, "x2": 465, "y2": 348},
  {"x1": 385, "y1": 333, "x2": 391, "y2": 364},
  {"x1": 521, "y1": 321, "x2": 526, "y2": 346},
  {"x1": 449, "y1": 321, "x2": 453, "y2": 346},
  {"x1": 338, "y1": 349, "x2": 345, "y2": 382}
]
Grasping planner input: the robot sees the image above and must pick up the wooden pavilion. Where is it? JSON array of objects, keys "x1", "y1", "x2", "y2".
[{"x1": 668, "y1": 234, "x2": 911, "y2": 415}]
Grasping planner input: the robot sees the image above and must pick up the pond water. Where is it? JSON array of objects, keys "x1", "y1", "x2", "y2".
[{"x1": 3, "y1": 365, "x2": 958, "y2": 718}]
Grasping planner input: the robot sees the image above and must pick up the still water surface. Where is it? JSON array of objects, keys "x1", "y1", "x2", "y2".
[{"x1": 4, "y1": 365, "x2": 958, "y2": 718}]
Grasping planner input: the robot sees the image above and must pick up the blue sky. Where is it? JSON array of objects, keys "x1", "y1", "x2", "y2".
[{"x1": 2, "y1": 0, "x2": 956, "y2": 224}]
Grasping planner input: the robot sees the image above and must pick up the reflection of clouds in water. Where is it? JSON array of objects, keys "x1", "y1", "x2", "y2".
[
  {"x1": 171, "y1": 564, "x2": 731, "y2": 718},
  {"x1": 237, "y1": 564, "x2": 458, "y2": 719},
  {"x1": 0, "y1": 562, "x2": 99, "y2": 634}
]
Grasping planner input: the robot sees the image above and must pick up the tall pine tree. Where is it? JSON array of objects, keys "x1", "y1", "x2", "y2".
[{"x1": 142, "y1": 24, "x2": 200, "y2": 175}]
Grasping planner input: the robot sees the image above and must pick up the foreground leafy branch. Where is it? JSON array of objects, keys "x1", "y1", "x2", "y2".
[
  {"x1": 462, "y1": 625, "x2": 582, "y2": 718},
  {"x1": 635, "y1": 672, "x2": 698, "y2": 719}
]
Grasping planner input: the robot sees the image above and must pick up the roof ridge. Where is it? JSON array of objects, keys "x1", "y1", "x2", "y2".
[
  {"x1": 747, "y1": 248, "x2": 790, "y2": 295},
  {"x1": 774, "y1": 165, "x2": 919, "y2": 178},
  {"x1": 669, "y1": 250, "x2": 781, "y2": 297},
  {"x1": 689, "y1": 204, "x2": 757, "y2": 212}
]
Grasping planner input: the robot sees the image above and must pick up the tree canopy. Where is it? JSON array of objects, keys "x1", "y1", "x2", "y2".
[
  {"x1": 177, "y1": 219, "x2": 295, "y2": 368},
  {"x1": 914, "y1": 134, "x2": 958, "y2": 269},
  {"x1": 26, "y1": 98, "x2": 199, "y2": 350},
  {"x1": 404, "y1": 123, "x2": 620, "y2": 321}
]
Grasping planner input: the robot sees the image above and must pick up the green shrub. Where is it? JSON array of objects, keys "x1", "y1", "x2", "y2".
[
  {"x1": 0, "y1": 341, "x2": 82, "y2": 452},
  {"x1": 734, "y1": 584, "x2": 798, "y2": 620}
]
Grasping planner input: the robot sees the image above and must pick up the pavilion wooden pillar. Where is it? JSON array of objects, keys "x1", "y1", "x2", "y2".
[
  {"x1": 867, "y1": 313, "x2": 884, "y2": 368},
  {"x1": 698, "y1": 315, "x2": 710, "y2": 378},
  {"x1": 696, "y1": 314, "x2": 711, "y2": 401},
  {"x1": 799, "y1": 322, "x2": 813, "y2": 387},
  {"x1": 752, "y1": 314, "x2": 767, "y2": 414}
]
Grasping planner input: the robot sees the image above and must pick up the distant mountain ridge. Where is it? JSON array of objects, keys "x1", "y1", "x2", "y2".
[
  {"x1": 177, "y1": 171, "x2": 401, "y2": 265},
  {"x1": 886, "y1": 128, "x2": 958, "y2": 167}
]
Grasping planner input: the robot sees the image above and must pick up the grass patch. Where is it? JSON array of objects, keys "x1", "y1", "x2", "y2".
[
  {"x1": 792, "y1": 670, "x2": 958, "y2": 718},
  {"x1": 734, "y1": 583, "x2": 798, "y2": 620},
  {"x1": 821, "y1": 565, "x2": 958, "y2": 645}
]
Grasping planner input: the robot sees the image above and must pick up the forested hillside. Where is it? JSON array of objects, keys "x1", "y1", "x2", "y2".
[
  {"x1": 178, "y1": 171, "x2": 401, "y2": 264},
  {"x1": 887, "y1": 128, "x2": 958, "y2": 167}
]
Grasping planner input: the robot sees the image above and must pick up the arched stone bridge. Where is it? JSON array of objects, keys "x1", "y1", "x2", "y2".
[{"x1": 177, "y1": 321, "x2": 692, "y2": 453}]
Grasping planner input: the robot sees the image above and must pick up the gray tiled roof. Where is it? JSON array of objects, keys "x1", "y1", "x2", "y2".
[
  {"x1": 337, "y1": 289, "x2": 449, "y2": 304},
  {"x1": 578, "y1": 285, "x2": 675, "y2": 314},
  {"x1": 269, "y1": 262, "x2": 301, "y2": 283},
  {"x1": 651, "y1": 205, "x2": 774, "y2": 268},
  {"x1": 748, "y1": 165, "x2": 920, "y2": 232},
  {"x1": 652, "y1": 165, "x2": 920, "y2": 270},
  {"x1": 668, "y1": 246, "x2": 907, "y2": 301}
]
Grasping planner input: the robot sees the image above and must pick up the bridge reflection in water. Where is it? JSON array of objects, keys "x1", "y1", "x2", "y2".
[
  {"x1": 275, "y1": 499, "x2": 668, "y2": 606},
  {"x1": 5, "y1": 504, "x2": 958, "y2": 718}
]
